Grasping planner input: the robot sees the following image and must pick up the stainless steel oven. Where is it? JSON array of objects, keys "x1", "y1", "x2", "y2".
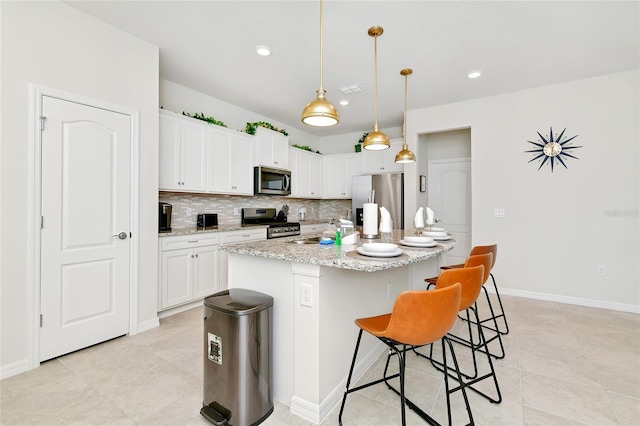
[{"x1": 241, "y1": 208, "x2": 300, "y2": 239}]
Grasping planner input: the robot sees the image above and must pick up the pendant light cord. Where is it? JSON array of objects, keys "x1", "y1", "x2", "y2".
[
  {"x1": 319, "y1": 0, "x2": 324, "y2": 92},
  {"x1": 373, "y1": 33, "x2": 379, "y2": 128}
]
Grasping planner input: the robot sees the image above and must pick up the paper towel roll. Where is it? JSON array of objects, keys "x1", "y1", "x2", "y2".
[{"x1": 363, "y1": 203, "x2": 378, "y2": 237}]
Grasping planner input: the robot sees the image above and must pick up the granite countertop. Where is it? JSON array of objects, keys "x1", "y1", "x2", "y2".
[
  {"x1": 158, "y1": 224, "x2": 267, "y2": 237},
  {"x1": 219, "y1": 230, "x2": 456, "y2": 272}
]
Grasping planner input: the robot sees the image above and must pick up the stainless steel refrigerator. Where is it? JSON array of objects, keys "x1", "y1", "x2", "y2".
[{"x1": 352, "y1": 173, "x2": 404, "y2": 230}]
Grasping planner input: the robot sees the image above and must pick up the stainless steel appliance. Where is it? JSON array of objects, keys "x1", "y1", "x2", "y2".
[
  {"x1": 159, "y1": 202, "x2": 172, "y2": 232},
  {"x1": 241, "y1": 208, "x2": 301, "y2": 239},
  {"x1": 254, "y1": 166, "x2": 291, "y2": 196},
  {"x1": 352, "y1": 173, "x2": 404, "y2": 229},
  {"x1": 202, "y1": 289, "x2": 274, "y2": 426}
]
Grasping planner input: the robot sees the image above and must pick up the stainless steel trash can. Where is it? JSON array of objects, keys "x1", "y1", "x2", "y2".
[{"x1": 201, "y1": 289, "x2": 274, "y2": 426}]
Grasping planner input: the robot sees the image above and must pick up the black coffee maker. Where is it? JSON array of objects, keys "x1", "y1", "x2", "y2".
[{"x1": 159, "y1": 202, "x2": 172, "y2": 232}]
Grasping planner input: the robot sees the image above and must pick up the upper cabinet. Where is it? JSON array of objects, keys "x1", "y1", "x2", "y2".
[
  {"x1": 290, "y1": 148, "x2": 323, "y2": 199},
  {"x1": 323, "y1": 153, "x2": 361, "y2": 199},
  {"x1": 359, "y1": 139, "x2": 404, "y2": 174},
  {"x1": 207, "y1": 127, "x2": 254, "y2": 195},
  {"x1": 254, "y1": 127, "x2": 289, "y2": 169},
  {"x1": 159, "y1": 110, "x2": 207, "y2": 192}
]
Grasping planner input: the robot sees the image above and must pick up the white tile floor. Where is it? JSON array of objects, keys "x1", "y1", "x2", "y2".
[{"x1": 1, "y1": 295, "x2": 638, "y2": 425}]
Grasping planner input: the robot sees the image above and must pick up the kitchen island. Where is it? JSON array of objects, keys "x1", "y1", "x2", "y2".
[{"x1": 220, "y1": 231, "x2": 455, "y2": 424}]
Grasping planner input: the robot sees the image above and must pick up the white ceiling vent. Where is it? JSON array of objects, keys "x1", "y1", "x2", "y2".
[{"x1": 339, "y1": 84, "x2": 364, "y2": 94}]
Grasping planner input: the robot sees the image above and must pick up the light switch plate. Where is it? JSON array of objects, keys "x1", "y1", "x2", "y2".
[{"x1": 494, "y1": 208, "x2": 505, "y2": 218}]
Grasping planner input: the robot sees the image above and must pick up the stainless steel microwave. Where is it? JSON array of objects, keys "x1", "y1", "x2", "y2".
[{"x1": 254, "y1": 166, "x2": 291, "y2": 196}]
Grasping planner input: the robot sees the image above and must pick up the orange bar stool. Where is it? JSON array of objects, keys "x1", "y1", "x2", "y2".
[
  {"x1": 425, "y1": 244, "x2": 508, "y2": 359},
  {"x1": 338, "y1": 283, "x2": 473, "y2": 426},
  {"x1": 416, "y1": 255, "x2": 502, "y2": 404}
]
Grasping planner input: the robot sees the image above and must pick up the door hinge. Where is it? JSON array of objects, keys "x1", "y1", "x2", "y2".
[
  {"x1": 40, "y1": 314, "x2": 43, "y2": 327},
  {"x1": 41, "y1": 216, "x2": 44, "y2": 229},
  {"x1": 39, "y1": 116, "x2": 47, "y2": 131}
]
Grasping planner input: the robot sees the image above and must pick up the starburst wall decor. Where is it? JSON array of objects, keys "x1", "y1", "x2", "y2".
[{"x1": 525, "y1": 127, "x2": 582, "y2": 172}]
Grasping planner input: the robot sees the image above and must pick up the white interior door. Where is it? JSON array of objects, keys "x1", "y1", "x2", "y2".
[
  {"x1": 428, "y1": 158, "x2": 471, "y2": 265},
  {"x1": 40, "y1": 95, "x2": 131, "y2": 361}
]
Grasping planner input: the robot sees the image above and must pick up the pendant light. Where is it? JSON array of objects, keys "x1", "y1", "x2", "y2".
[
  {"x1": 301, "y1": 0, "x2": 339, "y2": 126},
  {"x1": 363, "y1": 26, "x2": 390, "y2": 151},
  {"x1": 395, "y1": 68, "x2": 417, "y2": 163}
]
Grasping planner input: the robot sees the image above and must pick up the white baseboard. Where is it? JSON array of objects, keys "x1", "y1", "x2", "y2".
[
  {"x1": 290, "y1": 342, "x2": 386, "y2": 425},
  {"x1": 497, "y1": 287, "x2": 640, "y2": 314},
  {"x1": 136, "y1": 317, "x2": 160, "y2": 334},
  {"x1": 157, "y1": 300, "x2": 204, "y2": 319},
  {"x1": 1, "y1": 358, "x2": 31, "y2": 380}
]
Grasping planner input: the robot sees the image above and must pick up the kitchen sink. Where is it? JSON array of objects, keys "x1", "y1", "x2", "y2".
[{"x1": 287, "y1": 237, "x2": 323, "y2": 244}]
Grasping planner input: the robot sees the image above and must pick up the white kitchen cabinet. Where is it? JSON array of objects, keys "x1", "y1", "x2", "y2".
[
  {"x1": 300, "y1": 223, "x2": 327, "y2": 235},
  {"x1": 254, "y1": 126, "x2": 289, "y2": 169},
  {"x1": 218, "y1": 228, "x2": 267, "y2": 289},
  {"x1": 359, "y1": 139, "x2": 404, "y2": 174},
  {"x1": 159, "y1": 110, "x2": 207, "y2": 192},
  {"x1": 290, "y1": 148, "x2": 323, "y2": 198},
  {"x1": 159, "y1": 233, "x2": 220, "y2": 311},
  {"x1": 323, "y1": 153, "x2": 361, "y2": 199},
  {"x1": 207, "y1": 127, "x2": 254, "y2": 195}
]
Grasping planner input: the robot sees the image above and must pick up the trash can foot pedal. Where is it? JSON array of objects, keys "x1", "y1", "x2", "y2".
[{"x1": 200, "y1": 401, "x2": 231, "y2": 425}]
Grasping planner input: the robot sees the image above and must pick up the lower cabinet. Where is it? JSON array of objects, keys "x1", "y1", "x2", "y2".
[
  {"x1": 300, "y1": 223, "x2": 327, "y2": 235},
  {"x1": 159, "y1": 233, "x2": 220, "y2": 311},
  {"x1": 218, "y1": 228, "x2": 267, "y2": 289},
  {"x1": 159, "y1": 229, "x2": 268, "y2": 312}
]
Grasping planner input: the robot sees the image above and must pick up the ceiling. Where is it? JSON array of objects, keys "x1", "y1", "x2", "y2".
[{"x1": 64, "y1": 1, "x2": 639, "y2": 137}]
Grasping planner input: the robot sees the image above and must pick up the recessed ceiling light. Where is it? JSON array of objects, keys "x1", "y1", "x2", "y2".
[
  {"x1": 467, "y1": 70, "x2": 482, "y2": 79},
  {"x1": 255, "y1": 45, "x2": 271, "y2": 56},
  {"x1": 339, "y1": 99, "x2": 349, "y2": 106}
]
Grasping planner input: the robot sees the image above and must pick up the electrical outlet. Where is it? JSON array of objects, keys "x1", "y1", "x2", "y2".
[
  {"x1": 233, "y1": 208, "x2": 240, "y2": 215},
  {"x1": 597, "y1": 265, "x2": 606, "y2": 276},
  {"x1": 186, "y1": 207, "x2": 193, "y2": 217},
  {"x1": 494, "y1": 208, "x2": 505, "y2": 218},
  {"x1": 301, "y1": 284, "x2": 313, "y2": 307}
]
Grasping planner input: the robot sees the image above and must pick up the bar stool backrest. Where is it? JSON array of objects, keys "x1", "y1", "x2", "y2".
[
  {"x1": 435, "y1": 264, "x2": 485, "y2": 311},
  {"x1": 470, "y1": 244, "x2": 497, "y2": 270},
  {"x1": 385, "y1": 283, "x2": 461, "y2": 346}
]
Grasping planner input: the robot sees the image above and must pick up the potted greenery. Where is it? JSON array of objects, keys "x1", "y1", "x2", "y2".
[
  {"x1": 182, "y1": 111, "x2": 227, "y2": 128},
  {"x1": 355, "y1": 132, "x2": 370, "y2": 152},
  {"x1": 245, "y1": 121, "x2": 289, "y2": 136}
]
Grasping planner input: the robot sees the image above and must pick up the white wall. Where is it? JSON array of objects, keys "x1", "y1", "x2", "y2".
[
  {"x1": 160, "y1": 79, "x2": 323, "y2": 151},
  {"x1": 1, "y1": 1, "x2": 159, "y2": 376},
  {"x1": 404, "y1": 70, "x2": 640, "y2": 310}
]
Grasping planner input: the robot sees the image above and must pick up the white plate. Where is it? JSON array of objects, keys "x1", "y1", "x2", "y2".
[
  {"x1": 399, "y1": 239, "x2": 438, "y2": 248},
  {"x1": 433, "y1": 235, "x2": 451, "y2": 241},
  {"x1": 423, "y1": 231, "x2": 447, "y2": 237},
  {"x1": 362, "y1": 242, "x2": 398, "y2": 253},
  {"x1": 357, "y1": 247, "x2": 403, "y2": 257},
  {"x1": 402, "y1": 236, "x2": 434, "y2": 244}
]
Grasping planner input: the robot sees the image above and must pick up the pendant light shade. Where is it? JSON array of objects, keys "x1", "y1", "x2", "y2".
[
  {"x1": 363, "y1": 26, "x2": 390, "y2": 150},
  {"x1": 395, "y1": 68, "x2": 416, "y2": 163},
  {"x1": 302, "y1": 0, "x2": 339, "y2": 127}
]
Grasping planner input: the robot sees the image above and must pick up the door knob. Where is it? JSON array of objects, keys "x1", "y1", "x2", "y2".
[{"x1": 113, "y1": 232, "x2": 128, "y2": 240}]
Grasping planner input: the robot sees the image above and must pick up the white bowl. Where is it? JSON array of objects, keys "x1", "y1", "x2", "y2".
[
  {"x1": 426, "y1": 227, "x2": 446, "y2": 232},
  {"x1": 403, "y1": 236, "x2": 434, "y2": 244},
  {"x1": 362, "y1": 242, "x2": 398, "y2": 253}
]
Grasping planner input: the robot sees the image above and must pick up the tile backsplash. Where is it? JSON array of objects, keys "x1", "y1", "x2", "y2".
[{"x1": 159, "y1": 192, "x2": 352, "y2": 228}]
